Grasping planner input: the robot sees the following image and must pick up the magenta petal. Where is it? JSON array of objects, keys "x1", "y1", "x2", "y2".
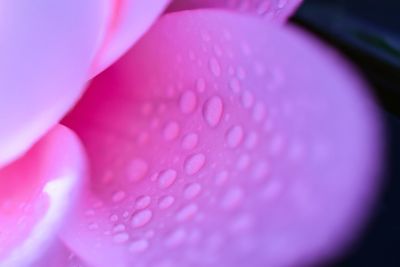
[
  {"x1": 167, "y1": 0, "x2": 303, "y2": 21},
  {"x1": 30, "y1": 240, "x2": 90, "y2": 267},
  {"x1": 63, "y1": 11, "x2": 381, "y2": 267},
  {"x1": 0, "y1": 125, "x2": 86, "y2": 267},
  {"x1": 0, "y1": 0, "x2": 107, "y2": 167},
  {"x1": 91, "y1": 0, "x2": 171, "y2": 76}
]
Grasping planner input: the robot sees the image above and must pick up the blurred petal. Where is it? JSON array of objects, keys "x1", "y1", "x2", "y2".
[
  {"x1": 167, "y1": 0, "x2": 303, "y2": 21},
  {"x1": 0, "y1": 125, "x2": 86, "y2": 267},
  {"x1": 0, "y1": 0, "x2": 107, "y2": 167},
  {"x1": 30, "y1": 240, "x2": 90, "y2": 267},
  {"x1": 92, "y1": 0, "x2": 171, "y2": 76},
  {"x1": 62, "y1": 11, "x2": 381, "y2": 267}
]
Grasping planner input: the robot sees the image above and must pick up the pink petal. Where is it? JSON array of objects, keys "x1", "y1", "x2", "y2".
[
  {"x1": 0, "y1": 125, "x2": 86, "y2": 267},
  {"x1": 0, "y1": 0, "x2": 108, "y2": 167},
  {"x1": 167, "y1": 0, "x2": 303, "y2": 22},
  {"x1": 91, "y1": 0, "x2": 171, "y2": 76},
  {"x1": 62, "y1": 11, "x2": 382, "y2": 267},
  {"x1": 30, "y1": 240, "x2": 90, "y2": 267}
]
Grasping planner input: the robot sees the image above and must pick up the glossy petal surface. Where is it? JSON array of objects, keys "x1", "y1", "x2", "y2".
[
  {"x1": 92, "y1": 0, "x2": 171, "y2": 76},
  {"x1": 0, "y1": 0, "x2": 106, "y2": 167},
  {"x1": 0, "y1": 126, "x2": 86, "y2": 267},
  {"x1": 167, "y1": 0, "x2": 303, "y2": 22},
  {"x1": 63, "y1": 11, "x2": 381, "y2": 267}
]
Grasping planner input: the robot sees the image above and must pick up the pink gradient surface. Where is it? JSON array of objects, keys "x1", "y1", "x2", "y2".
[
  {"x1": 60, "y1": 11, "x2": 382, "y2": 267},
  {"x1": 0, "y1": 126, "x2": 86, "y2": 267}
]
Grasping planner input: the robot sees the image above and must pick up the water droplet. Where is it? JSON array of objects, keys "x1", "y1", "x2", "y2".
[
  {"x1": 126, "y1": 158, "x2": 148, "y2": 182},
  {"x1": 165, "y1": 228, "x2": 187, "y2": 247},
  {"x1": 131, "y1": 209, "x2": 152, "y2": 228},
  {"x1": 179, "y1": 90, "x2": 197, "y2": 114},
  {"x1": 158, "y1": 169, "x2": 178, "y2": 188},
  {"x1": 184, "y1": 153, "x2": 206, "y2": 175},
  {"x1": 196, "y1": 78, "x2": 206, "y2": 93},
  {"x1": 203, "y1": 96, "x2": 223, "y2": 127},
  {"x1": 225, "y1": 125, "x2": 244, "y2": 148},
  {"x1": 221, "y1": 187, "x2": 244, "y2": 210},
  {"x1": 158, "y1": 195, "x2": 175, "y2": 209},
  {"x1": 113, "y1": 224, "x2": 126, "y2": 232},
  {"x1": 129, "y1": 238, "x2": 149, "y2": 253},
  {"x1": 184, "y1": 183, "x2": 202, "y2": 199},
  {"x1": 209, "y1": 57, "x2": 221, "y2": 77},
  {"x1": 229, "y1": 78, "x2": 241, "y2": 93},
  {"x1": 241, "y1": 90, "x2": 254, "y2": 109},
  {"x1": 181, "y1": 132, "x2": 199, "y2": 150},
  {"x1": 163, "y1": 121, "x2": 180, "y2": 141},
  {"x1": 113, "y1": 232, "x2": 130, "y2": 244},
  {"x1": 135, "y1": 195, "x2": 151, "y2": 209},
  {"x1": 176, "y1": 204, "x2": 198, "y2": 222},
  {"x1": 109, "y1": 214, "x2": 119, "y2": 223},
  {"x1": 111, "y1": 190, "x2": 126, "y2": 203}
]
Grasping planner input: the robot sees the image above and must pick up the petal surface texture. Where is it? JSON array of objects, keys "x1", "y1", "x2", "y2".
[
  {"x1": 0, "y1": 125, "x2": 86, "y2": 267},
  {"x1": 0, "y1": 0, "x2": 106, "y2": 167},
  {"x1": 167, "y1": 0, "x2": 303, "y2": 21},
  {"x1": 63, "y1": 11, "x2": 381, "y2": 267},
  {"x1": 92, "y1": 0, "x2": 171, "y2": 76}
]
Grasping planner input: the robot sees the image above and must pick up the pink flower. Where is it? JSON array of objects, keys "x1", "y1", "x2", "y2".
[{"x1": 0, "y1": 1, "x2": 383, "y2": 267}]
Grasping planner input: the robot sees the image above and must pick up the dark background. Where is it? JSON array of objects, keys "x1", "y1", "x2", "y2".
[{"x1": 292, "y1": 0, "x2": 400, "y2": 266}]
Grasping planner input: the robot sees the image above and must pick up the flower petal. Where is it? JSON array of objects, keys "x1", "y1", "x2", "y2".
[
  {"x1": 91, "y1": 0, "x2": 171, "y2": 76},
  {"x1": 30, "y1": 240, "x2": 90, "y2": 267},
  {"x1": 0, "y1": 0, "x2": 107, "y2": 167},
  {"x1": 62, "y1": 11, "x2": 381, "y2": 267},
  {"x1": 167, "y1": 0, "x2": 303, "y2": 22},
  {"x1": 0, "y1": 125, "x2": 86, "y2": 267}
]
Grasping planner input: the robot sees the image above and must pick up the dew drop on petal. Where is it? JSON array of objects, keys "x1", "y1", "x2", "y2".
[
  {"x1": 158, "y1": 195, "x2": 175, "y2": 209},
  {"x1": 203, "y1": 96, "x2": 223, "y2": 127},
  {"x1": 209, "y1": 57, "x2": 221, "y2": 77},
  {"x1": 113, "y1": 232, "x2": 130, "y2": 244},
  {"x1": 129, "y1": 238, "x2": 149, "y2": 253},
  {"x1": 135, "y1": 195, "x2": 151, "y2": 209},
  {"x1": 225, "y1": 125, "x2": 244, "y2": 148},
  {"x1": 184, "y1": 183, "x2": 202, "y2": 199},
  {"x1": 158, "y1": 169, "x2": 178, "y2": 188},
  {"x1": 131, "y1": 209, "x2": 153, "y2": 228},
  {"x1": 111, "y1": 190, "x2": 126, "y2": 203},
  {"x1": 184, "y1": 153, "x2": 206, "y2": 175},
  {"x1": 176, "y1": 203, "x2": 198, "y2": 222},
  {"x1": 181, "y1": 132, "x2": 199, "y2": 150}
]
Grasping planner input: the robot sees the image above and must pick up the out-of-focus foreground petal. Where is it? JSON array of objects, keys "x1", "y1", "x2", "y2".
[
  {"x1": 91, "y1": 0, "x2": 171, "y2": 76},
  {"x1": 0, "y1": 125, "x2": 86, "y2": 267},
  {"x1": 62, "y1": 10, "x2": 382, "y2": 267},
  {"x1": 30, "y1": 240, "x2": 90, "y2": 267},
  {"x1": 167, "y1": 0, "x2": 303, "y2": 22},
  {"x1": 0, "y1": 0, "x2": 107, "y2": 167}
]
